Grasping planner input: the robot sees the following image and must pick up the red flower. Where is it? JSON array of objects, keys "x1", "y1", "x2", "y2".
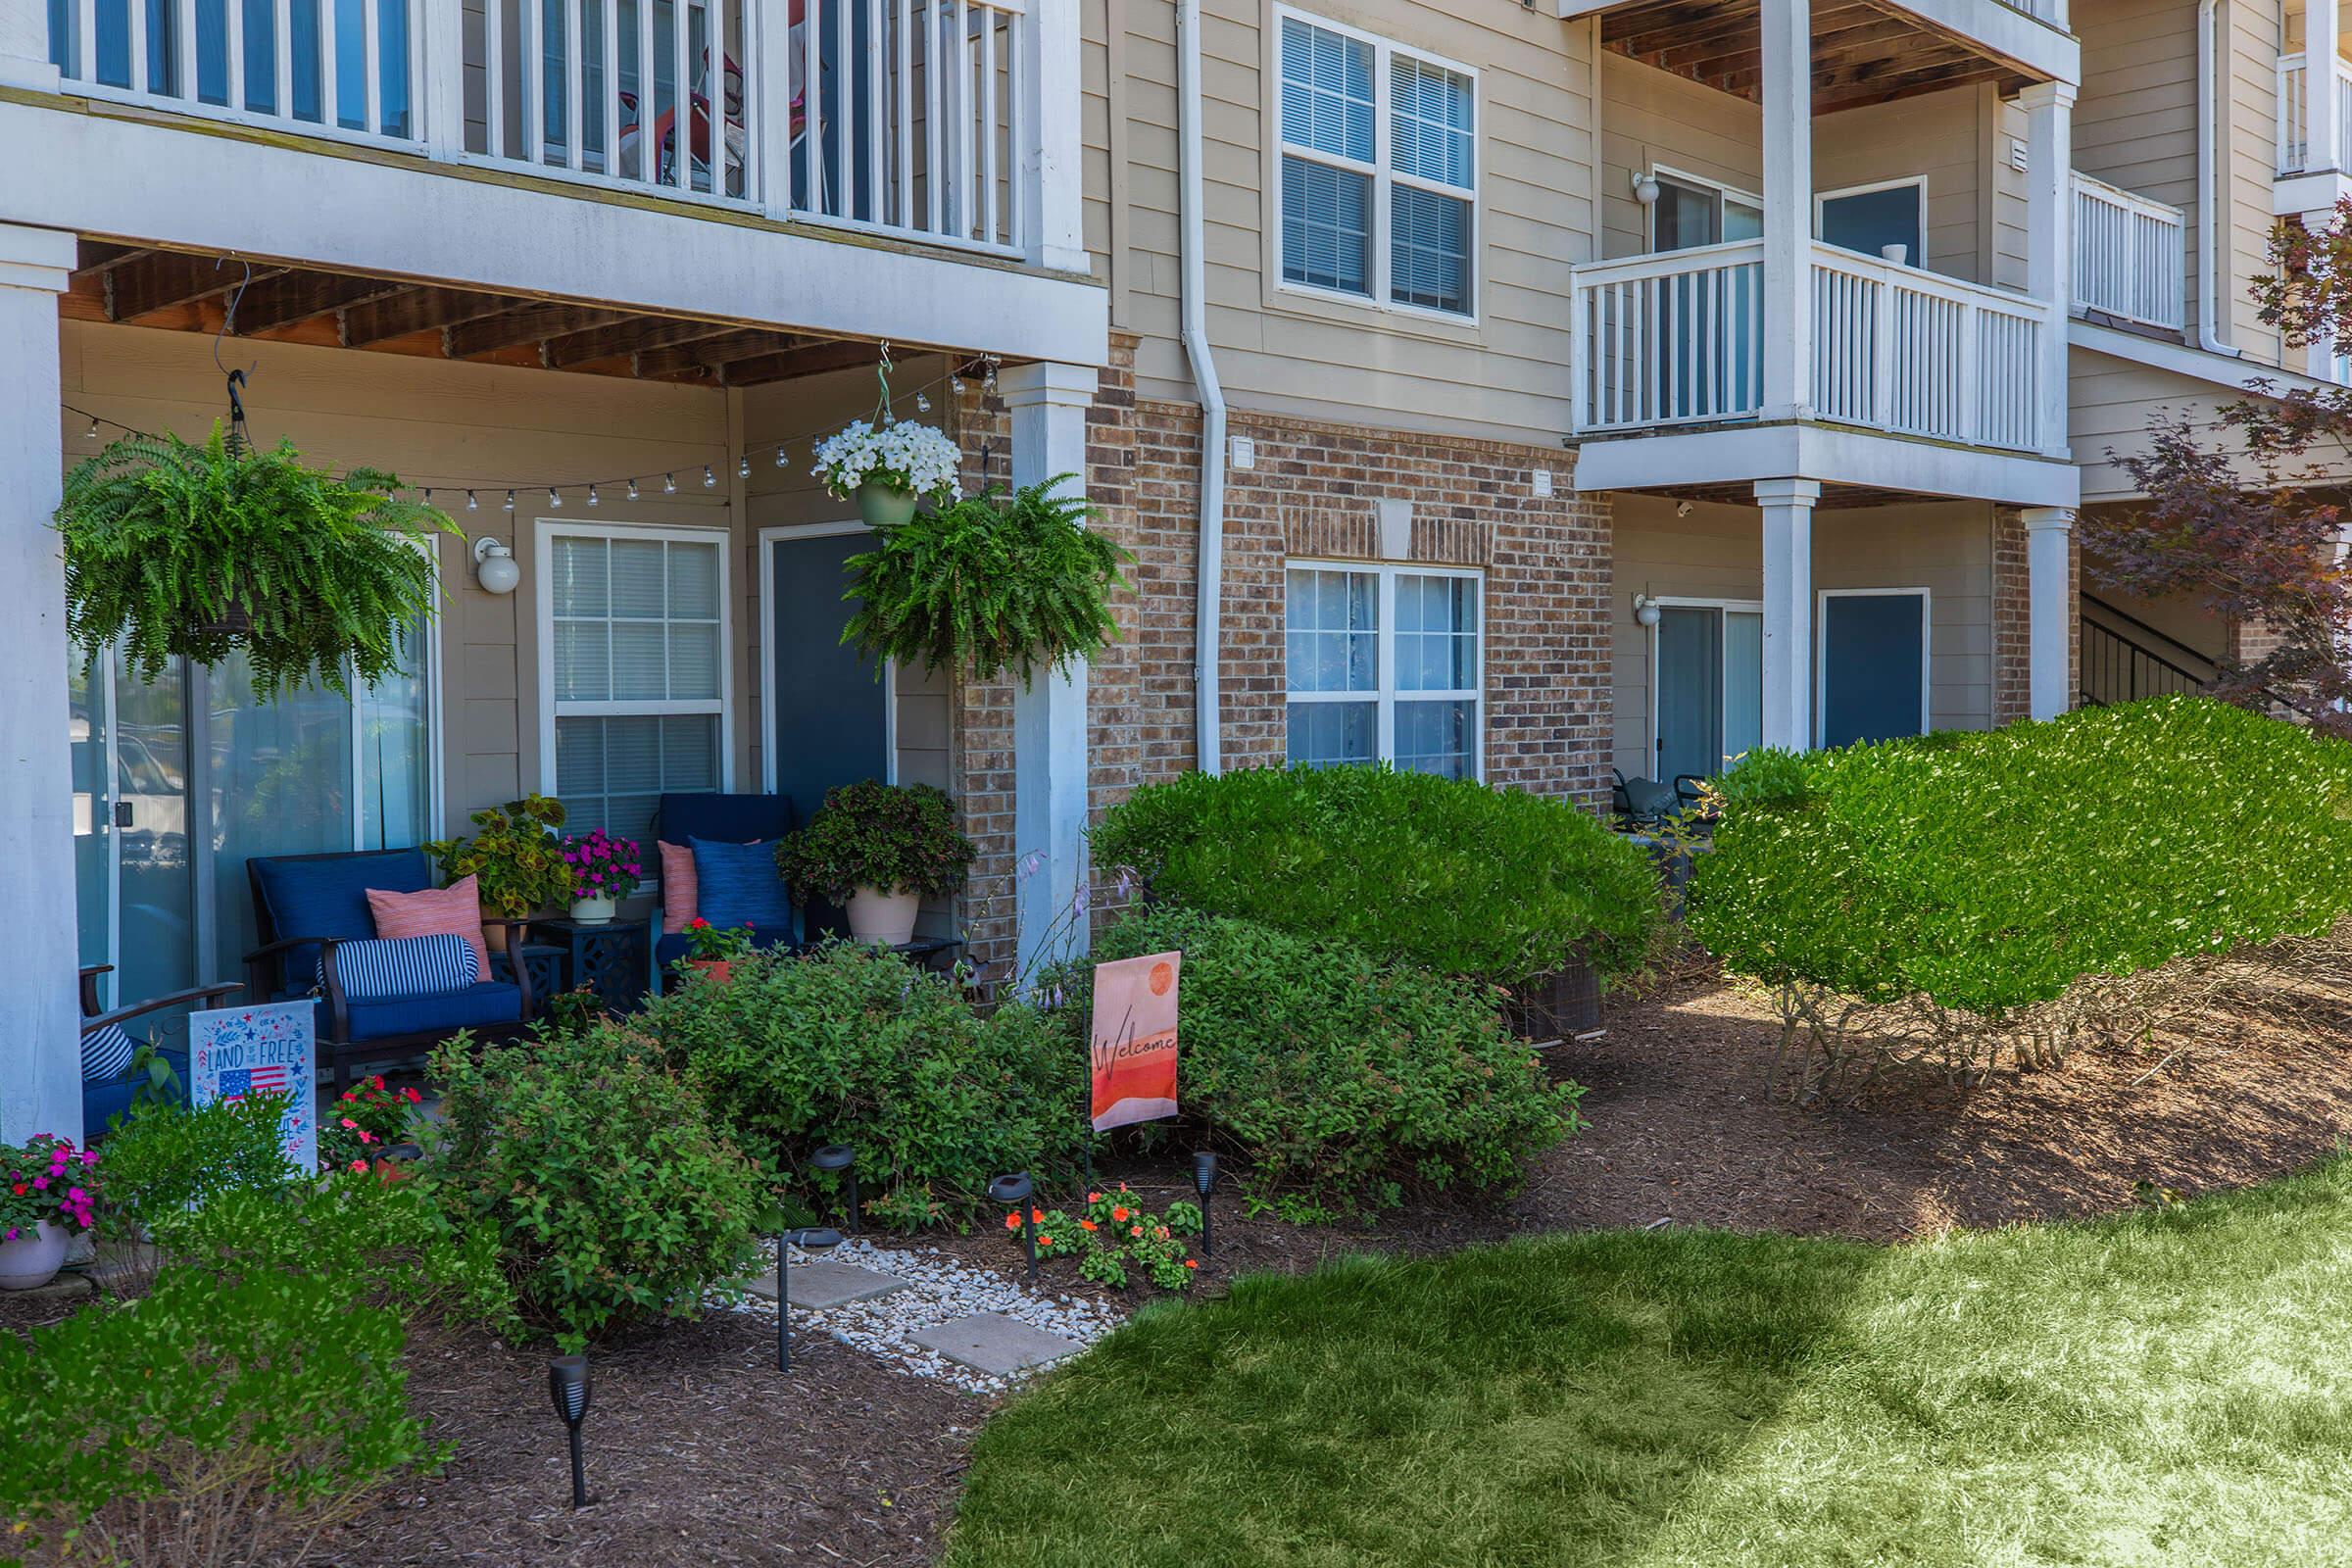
[
  {"x1": 1036, "y1": 1233, "x2": 1053, "y2": 1248},
  {"x1": 1079, "y1": 1219, "x2": 1098, "y2": 1232},
  {"x1": 1086, "y1": 1192, "x2": 1102, "y2": 1203},
  {"x1": 8, "y1": 1186, "x2": 21, "y2": 1198},
  {"x1": 1110, "y1": 1206, "x2": 1129, "y2": 1223},
  {"x1": 402, "y1": 1086, "x2": 422, "y2": 1103},
  {"x1": 1129, "y1": 1224, "x2": 1143, "y2": 1239},
  {"x1": 1031, "y1": 1207, "x2": 1045, "y2": 1225},
  {"x1": 1004, "y1": 1212, "x2": 1021, "y2": 1231},
  {"x1": 1184, "y1": 1258, "x2": 1199, "y2": 1269}
]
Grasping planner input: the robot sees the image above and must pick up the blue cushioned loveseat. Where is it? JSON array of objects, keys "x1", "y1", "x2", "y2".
[
  {"x1": 244, "y1": 848, "x2": 538, "y2": 1091},
  {"x1": 648, "y1": 792, "x2": 808, "y2": 987}
]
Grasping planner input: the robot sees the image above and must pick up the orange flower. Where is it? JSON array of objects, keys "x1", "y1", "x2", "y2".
[
  {"x1": 1004, "y1": 1212, "x2": 1021, "y2": 1231},
  {"x1": 1184, "y1": 1258, "x2": 1199, "y2": 1270},
  {"x1": 1086, "y1": 1192, "x2": 1102, "y2": 1203},
  {"x1": 1110, "y1": 1205, "x2": 1129, "y2": 1223},
  {"x1": 1031, "y1": 1207, "x2": 1045, "y2": 1225},
  {"x1": 1154, "y1": 1225, "x2": 1169, "y2": 1240},
  {"x1": 1080, "y1": 1219, "x2": 1099, "y2": 1232},
  {"x1": 1037, "y1": 1233, "x2": 1053, "y2": 1248},
  {"x1": 1129, "y1": 1224, "x2": 1143, "y2": 1238}
]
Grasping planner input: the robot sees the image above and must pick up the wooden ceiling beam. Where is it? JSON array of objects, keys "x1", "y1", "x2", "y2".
[
  {"x1": 632, "y1": 328, "x2": 811, "y2": 379},
  {"x1": 230, "y1": 272, "x2": 408, "y2": 335},
  {"x1": 543, "y1": 316, "x2": 739, "y2": 369},
  {"x1": 70, "y1": 241, "x2": 144, "y2": 282},
  {"x1": 339, "y1": 287, "x2": 525, "y2": 347},
  {"x1": 717, "y1": 339, "x2": 882, "y2": 387},
  {"x1": 443, "y1": 303, "x2": 632, "y2": 359},
  {"x1": 106, "y1": 253, "x2": 289, "y2": 321}
]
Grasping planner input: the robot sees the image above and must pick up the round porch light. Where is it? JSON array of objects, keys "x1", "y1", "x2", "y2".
[
  {"x1": 473, "y1": 537, "x2": 520, "y2": 596},
  {"x1": 1633, "y1": 594, "x2": 1661, "y2": 629}
]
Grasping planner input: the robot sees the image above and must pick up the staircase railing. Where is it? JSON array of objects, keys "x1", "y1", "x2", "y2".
[{"x1": 2079, "y1": 592, "x2": 2214, "y2": 708}]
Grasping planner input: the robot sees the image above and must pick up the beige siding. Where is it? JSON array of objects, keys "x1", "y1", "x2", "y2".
[
  {"x1": 60, "y1": 320, "x2": 737, "y2": 832},
  {"x1": 1610, "y1": 494, "x2": 1998, "y2": 773},
  {"x1": 2075, "y1": 0, "x2": 2205, "y2": 329},
  {"x1": 2227, "y1": 0, "x2": 2287, "y2": 363},
  {"x1": 2067, "y1": 347, "x2": 2268, "y2": 499}
]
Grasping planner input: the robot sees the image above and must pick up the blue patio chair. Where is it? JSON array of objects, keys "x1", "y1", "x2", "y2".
[
  {"x1": 648, "y1": 792, "x2": 802, "y2": 988},
  {"x1": 243, "y1": 847, "x2": 538, "y2": 1092},
  {"x1": 76, "y1": 964, "x2": 241, "y2": 1137}
]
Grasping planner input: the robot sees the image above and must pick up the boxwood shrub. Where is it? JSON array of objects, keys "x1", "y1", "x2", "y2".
[
  {"x1": 639, "y1": 944, "x2": 1087, "y2": 1230},
  {"x1": 1089, "y1": 764, "x2": 1660, "y2": 986},
  {"x1": 1689, "y1": 697, "x2": 2352, "y2": 1014},
  {"x1": 1061, "y1": 906, "x2": 1583, "y2": 1201}
]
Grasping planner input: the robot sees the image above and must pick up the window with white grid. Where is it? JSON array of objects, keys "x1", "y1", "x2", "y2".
[
  {"x1": 540, "y1": 524, "x2": 728, "y2": 847},
  {"x1": 1286, "y1": 563, "x2": 1482, "y2": 779},
  {"x1": 1276, "y1": 11, "x2": 1478, "y2": 318}
]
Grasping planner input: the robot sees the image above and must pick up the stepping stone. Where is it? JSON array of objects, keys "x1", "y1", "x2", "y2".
[
  {"x1": 744, "y1": 1260, "x2": 908, "y2": 1310},
  {"x1": 909, "y1": 1311, "x2": 1083, "y2": 1378}
]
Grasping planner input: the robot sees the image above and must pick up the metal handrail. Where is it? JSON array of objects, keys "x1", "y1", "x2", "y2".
[{"x1": 2079, "y1": 591, "x2": 2218, "y2": 682}]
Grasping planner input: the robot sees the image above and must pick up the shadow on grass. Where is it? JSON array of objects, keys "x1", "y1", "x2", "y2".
[{"x1": 942, "y1": 1154, "x2": 2352, "y2": 1568}]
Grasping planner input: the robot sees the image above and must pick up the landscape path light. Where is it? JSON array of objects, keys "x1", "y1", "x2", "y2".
[
  {"x1": 988, "y1": 1172, "x2": 1038, "y2": 1283},
  {"x1": 546, "y1": 1354, "x2": 592, "y2": 1508},
  {"x1": 812, "y1": 1142, "x2": 859, "y2": 1235},
  {"x1": 776, "y1": 1226, "x2": 845, "y2": 1373},
  {"x1": 1192, "y1": 1151, "x2": 1220, "y2": 1260}
]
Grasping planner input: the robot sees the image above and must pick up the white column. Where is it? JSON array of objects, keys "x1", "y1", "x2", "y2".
[
  {"x1": 1760, "y1": 0, "x2": 1812, "y2": 421},
  {"x1": 0, "y1": 223, "x2": 80, "y2": 1146},
  {"x1": 1757, "y1": 478, "x2": 1820, "y2": 751},
  {"x1": 2022, "y1": 506, "x2": 2075, "y2": 721},
  {"x1": 2313, "y1": 0, "x2": 2342, "y2": 175},
  {"x1": 419, "y1": 0, "x2": 466, "y2": 158},
  {"x1": 1017, "y1": 0, "x2": 1087, "y2": 271},
  {"x1": 2019, "y1": 82, "x2": 2076, "y2": 458},
  {"x1": 1000, "y1": 361, "x2": 1094, "y2": 978},
  {"x1": 2305, "y1": 209, "x2": 2343, "y2": 379}
]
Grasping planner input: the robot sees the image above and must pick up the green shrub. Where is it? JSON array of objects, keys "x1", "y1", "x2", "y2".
[
  {"x1": 0, "y1": 1261, "x2": 437, "y2": 1568},
  {"x1": 1060, "y1": 907, "x2": 1583, "y2": 1202},
  {"x1": 641, "y1": 944, "x2": 1086, "y2": 1229},
  {"x1": 428, "y1": 1028, "x2": 765, "y2": 1349},
  {"x1": 774, "y1": 779, "x2": 977, "y2": 904},
  {"x1": 1090, "y1": 764, "x2": 1659, "y2": 986},
  {"x1": 99, "y1": 1094, "x2": 295, "y2": 1236},
  {"x1": 1690, "y1": 697, "x2": 2352, "y2": 1014}
]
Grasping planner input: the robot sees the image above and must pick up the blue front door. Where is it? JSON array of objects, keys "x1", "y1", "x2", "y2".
[
  {"x1": 766, "y1": 530, "x2": 889, "y2": 828},
  {"x1": 1819, "y1": 593, "x2": 1928, "y2": 748}
]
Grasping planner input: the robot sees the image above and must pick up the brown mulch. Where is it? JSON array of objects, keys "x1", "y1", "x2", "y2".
[{"x1": 16, "y1": 957, "x2": 2351, "y2": 1566}]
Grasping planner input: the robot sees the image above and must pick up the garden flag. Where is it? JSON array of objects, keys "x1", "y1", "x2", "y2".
[
  {"x1": 1089, "y1": 951, "x2": 1181, "y2": 1133},
  {"x1": 191, "y1": 1000, "x2": 317, "y2": 1173}
]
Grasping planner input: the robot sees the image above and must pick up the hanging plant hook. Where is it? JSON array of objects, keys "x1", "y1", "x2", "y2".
[
  {"x1": 214, "y1": 259, "x2": 259, "y2": 454},
  {"x1": 873, "y1": 340, "x2": 896, "y2": 424}
]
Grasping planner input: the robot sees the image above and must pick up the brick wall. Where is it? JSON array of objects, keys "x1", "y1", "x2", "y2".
[{"x1": 1991, "y1": 508, "x2": 2081, "y2": 725}]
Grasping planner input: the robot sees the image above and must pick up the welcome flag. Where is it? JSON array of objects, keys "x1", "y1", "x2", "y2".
[
  {"x1": 1089, "y1": 951, "x2": 1181, "y2": 1133},
  {"x1": 191, "y1": 999, "x2": 318, "y2": 1172}
]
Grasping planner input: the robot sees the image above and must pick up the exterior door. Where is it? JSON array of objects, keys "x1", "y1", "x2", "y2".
[
  {"x1": 1819, "y1": 591, "x2": 1929, "y2": 748},
  {"x1": 1655, "y1": 604, "x2": 1764, "y2": 781},
  {"x1": 1651, "y1": 174, "x2": 1763, "y2": 419},
  {"x1": 71, "y1": 647, "x2": 197, "y2": 1018},
  {"x1": 764, "y1": 527, "x2": 890, "y2": 822}
]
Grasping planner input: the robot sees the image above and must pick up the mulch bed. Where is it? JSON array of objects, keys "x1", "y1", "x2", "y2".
[{"x1": 16, "y1": 956, "x2": 2350, "y2": 1566}]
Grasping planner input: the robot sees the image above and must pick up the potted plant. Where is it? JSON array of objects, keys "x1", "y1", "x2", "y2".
[
  {"x1": 811, "y1": 416, "x2": 961, "y2": 527},
  {"x1": 679, "y1": 918, "x2": 756, "y2": 984},
  {"x1": 54, "y1": 425, "x2": 453, "y2": 701},
  {"x1": 318, "y1": 1076, "x2": 425, "y2": 1174},
  {"x1": 775, "y1": 780, "x2": 976, "y2": 947},
  {"x1": 0, "y1": 1135, "x2": 99, "y2": 1291},
  {"x1": 426, "y1": 795, "x2": 571, "y2": 952},
  {"x1": 840, "y1": 476, "x2": 1131, "y2": 685},
  {"x1": 562, "y1": 828, "x2": 644, "y2": 924}
]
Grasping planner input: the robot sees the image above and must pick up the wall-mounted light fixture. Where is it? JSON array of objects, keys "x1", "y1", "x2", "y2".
[
  {"x1": 1633, "y1": 593, "x2": 1662, "y2": 629},
  {"x1": 472, "y1": 537, "x2": 520, "y2": 595},
  {"x1": 1632, "y1": 171, "x2": 1661, "y2": 207}
]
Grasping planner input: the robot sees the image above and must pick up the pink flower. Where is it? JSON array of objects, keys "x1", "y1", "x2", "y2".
[
  {"x1": 30, "y1": 1178, "x2": 46, "y2": 1191},
  {"x1": 340, "y1": 1117, "x2": 358, "y2": 1131},
  {"x1": 65, "y1": 1189, "x2": 84, "y2": 1204},
  {"x1": 350, "y1": 1159, "x2": 368, "y2": 1173},
  {"x1": 79, "y1": 1152, "x2": 96, "y2": 1166}
]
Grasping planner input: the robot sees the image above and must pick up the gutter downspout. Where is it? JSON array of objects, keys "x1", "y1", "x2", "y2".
[
  {"x1": 1177, "y1": 0, "x2": 1229, "y2": 775},
  {"x1": 2196, "y1": 0, "x2": 2240, "y2": 356}
]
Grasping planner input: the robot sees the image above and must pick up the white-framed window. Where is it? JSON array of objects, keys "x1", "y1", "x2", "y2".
[
  {"x1": 1816, "y1": 176, "x2": 1928, "y2": 265},
  {"x1": 1275, "y1": 9, "x2": 1478, "y2": 319},
  {"x1": 536, "y1": 519, "x2": 732, "y2": 847},
  {"x1": 1285, "y1": 562, "x2": 1483, "y2": 779}
]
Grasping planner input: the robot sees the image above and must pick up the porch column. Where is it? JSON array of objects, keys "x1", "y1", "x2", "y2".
[
  {"x1": 1757, "y1": 478, "x2": 1820, "y2": 751},
  {"x1": 1000, "y1": 361, "x2": 1094, "y2": 978},
  {"x1": 2022, "y1": 506, "x2": 2075, "y2": 721},
  {"x1": 2306, "y1": 208, "x2": 2343, "y2": 379},
  {"x1": 1759, "y1": 0, "x2": 1812, "y2": 421},
  {"x1": 0, "y1": 222, "x2": 79, "y2": 1146},
  {"x1": 2019, "y1": 81, "x2": 2076, "y2": 458},
  {"x1": 1018, "y1": 0, "x2": 1088, "y2": 273},
  {"x1": 2314, "y1": 0, "x2": 2342, "y2": 175}
]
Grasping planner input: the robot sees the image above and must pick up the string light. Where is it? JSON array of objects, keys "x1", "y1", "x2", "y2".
[
  {"x1": 587, "y1": 484, "x2": 600, "y2": 507},
  {"x1": 774, "y1": 443, "x2": 788, "y2": 467},
  {"x1": 626, "y1": 478, "x2": 640, "y2": 500},
  {"x1": 549, "y1": 486, "x2": 564, "y2": 509},
  {"x1": 664, "y1": 472, "x2": 677, "y2": 494},
  {"x1": 702, "y1": 465, "x2": 716, "y2": 488},
  {"x1": 737, "y1": 455, "x2": 751, "y2": 478},
  {"x1": 466, "y1": 490, "x2": 479, "y2": 512},
  {"x1": 84, "y1": 416, "x2": 100, "y2": 439},
  {"x1": 504, "y1": 490, "x2": 516, "y2": 512},
  {"x1": 916, "y1": 391, "x2": 931, "y2": 413}
]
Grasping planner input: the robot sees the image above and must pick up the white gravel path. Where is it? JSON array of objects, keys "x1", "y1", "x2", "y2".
[{"x1": 710, "y1": 1236, "x2": 1128, "y2": 1393}]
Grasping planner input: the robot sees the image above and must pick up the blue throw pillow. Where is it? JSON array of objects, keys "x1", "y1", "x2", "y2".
[
  {"x1": 334, "y1": 934, "x2": 481, "y2": 1002},
  {"x1": 690, "y1": 838, "x2": 796, "y2": 939}
]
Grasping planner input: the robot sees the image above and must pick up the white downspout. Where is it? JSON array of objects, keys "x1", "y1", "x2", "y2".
[
  {"x1": 2196, "y1": 0, "x2": 2240, "y2": 355},
  {"x1": 1177, "y1": 0, "x2": 1229, "y2": 774}
]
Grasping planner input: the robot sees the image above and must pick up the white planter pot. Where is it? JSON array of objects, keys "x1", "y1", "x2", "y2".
[
  {"x1": 0, "y1": 1220, "x2": 69, "y2": 1292},
  {"x1": 570, "y1": 896, "x2": 617, "y2": 924},
  {"x1": 846, "y1": 886, "x2": 921, "y2": 947},
  {"x1": 857, "y1": 480, "x2": 919, "y2": 528}
]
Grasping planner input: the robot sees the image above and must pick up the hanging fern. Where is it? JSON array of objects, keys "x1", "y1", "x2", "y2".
[
  {"x1": 840, "y1": 475, "x2": 1133, "y2": 686},
  {"x1": 54, "y1": 424, "x2": 454, "y2": 699}
]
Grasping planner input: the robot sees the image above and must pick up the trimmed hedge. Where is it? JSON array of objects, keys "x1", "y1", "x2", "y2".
[
  {"x1": 1061, "y1": 907, "x2": 1582, "y2": 1200},
  {"x1": 1089, "y1": 765, "x2": 1660, "y2": 987},
  {"x1": 1689, "y1": 697, "x2": 2352, "y2": 1014}
]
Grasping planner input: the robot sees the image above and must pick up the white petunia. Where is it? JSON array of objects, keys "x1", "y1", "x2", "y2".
[{"x1": 811, "y1": 417, "x2": 962, "y2": 503}]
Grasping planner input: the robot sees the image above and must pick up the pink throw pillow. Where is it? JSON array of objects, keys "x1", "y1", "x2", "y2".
[
  {"x1": 367, "y1": 876, "x2": 492, "y2": 982},
  {"x1": 660, "y1": 841, "x2": 699, "y2": 934}
]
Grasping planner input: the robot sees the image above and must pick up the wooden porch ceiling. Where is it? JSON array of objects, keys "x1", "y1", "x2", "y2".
[
  {"x1": 62, "y1": 242, "x2": 942, "y2": 387},
  {"x1": 1601, "y1": 0, "x2": 2039, "y2": 114}
]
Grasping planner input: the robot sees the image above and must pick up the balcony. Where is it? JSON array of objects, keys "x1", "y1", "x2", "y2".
[
  {"x1": 2278, "y1": 50, "x2": 2352, "y2": 175},
  {"x1": 43, "y1": 0, "x2": 1041, "y2": 259},
  {"x1": 2070, "y1": 172, "x2": 2185, "y2": 333},
  {"x1": 1567, "y1": 240, "x2": 2054, "y2": 454}
]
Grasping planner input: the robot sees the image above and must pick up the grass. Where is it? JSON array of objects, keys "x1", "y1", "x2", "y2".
[{"x1": 944, "y1": 1154, "x2": 2352, "y2": 1568}]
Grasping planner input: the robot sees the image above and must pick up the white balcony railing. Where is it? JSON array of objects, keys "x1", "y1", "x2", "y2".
[
  {"x1": 2278, "y1": 50, "x2": 2352, "y2": 175},
  {"x1": 1568, "y1": 240, "x2": 2053, "y2": 454},
  {"x1": 2071, "y1": 172, "x2": 2185, "y2": 331},
  {"x1": 46, "y1": 0, "x2": 1041, "y2": 257}
]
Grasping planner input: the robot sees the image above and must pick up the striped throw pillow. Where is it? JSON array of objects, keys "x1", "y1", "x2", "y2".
[
  {"x1": 80, "y1": 1022, "x2": 136, "y2": 1087},
  {"x1": 334, "y1": 934, "x2": 482, "y2": 1002}
]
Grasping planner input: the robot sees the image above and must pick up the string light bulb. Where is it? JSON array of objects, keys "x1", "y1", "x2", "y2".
[
  {"x1": 916, "y1": 391, "x2": 931, "y2": 413},
  {"x1": 773, "y1": 443, "x2": 788, "y2": 467},
  {"x1": 586, "y1": 484, "x2": 600, "y2": 507},
  {"x1": 504, "y1": 490, "x2": 516, "y2": 513},
  {"x1": 663, "y1": 472, "x2": 677, "y2": 494},
  {"x1": 84, "y1": 416, "x2": 100, "y2": 439},
  {"x1": 702, "y1": 465, "x2": 715, "y2": 488},
  {"x1": 627, "y1": 478, "x2": 640, "y2": 501},
  {"x1": 737, "y1": 455, "x2": 751, "y2": 478},
  {"x1": 466, "y1": 490, "x2": 479, "y2": 512},
  {"x1": 950, "y1": 374, "x2": 964, "y2": 400},
  {"x1": 550, "y1": 487, "x2": 564, "y2": 509}
]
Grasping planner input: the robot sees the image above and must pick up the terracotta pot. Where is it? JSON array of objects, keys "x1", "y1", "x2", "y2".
[
  {"x1": 0, "y1": 1221, "x2": 69, "y2": 1292},
  {"x1": 847, "y1": 887, "x2": 920, "y2": 947},
  {"x1": 480, "y1": 912, "x2": 514, "y2": 955},
  {"x1": 569, "y1": 896, "x2": 616, "y2": 924},
  {"x1": 857, "y1": 480, "x2": 919, "y2": 527},
  {"x1": 689, "y1": 958, "x2": 732, "y2": 985}
]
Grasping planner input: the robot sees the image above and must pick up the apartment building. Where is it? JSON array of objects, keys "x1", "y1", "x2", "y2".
[{"x1": 0, "y1": 0, "x2": 2329, "y2": 1142}]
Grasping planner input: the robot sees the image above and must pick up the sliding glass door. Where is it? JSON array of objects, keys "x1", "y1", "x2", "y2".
[{"x1": 1653, "y1": 601, "x2": 1763, "y2": 782}]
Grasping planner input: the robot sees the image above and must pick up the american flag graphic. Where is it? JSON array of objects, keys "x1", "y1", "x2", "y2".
[{"x1": 219, "y1": 1065, "x2": 290, "y2": 1102}]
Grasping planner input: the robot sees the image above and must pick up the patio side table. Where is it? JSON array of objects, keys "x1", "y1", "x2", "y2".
[
  {"x1": 490, "y1": 943, "x2": 566, "y2": 1016},
  {"x1": 533, "y1": 918, "x2": 653, "y2": 1014}
]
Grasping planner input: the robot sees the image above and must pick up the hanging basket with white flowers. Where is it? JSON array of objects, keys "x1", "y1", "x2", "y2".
[{"x1": 811, "y1": 417, "x2": 962, "y2": 527}]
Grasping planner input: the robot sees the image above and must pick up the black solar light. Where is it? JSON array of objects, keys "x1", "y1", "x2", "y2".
[
  {"x1": 776, "y1": 1226, "x2": 844, "y2": 1372},
  {"x1": 988, "y1": 1171, "x2": 1038, "y2": 1283},
  {"x1": 546, "y1": 1354, "x2": 591, "y2": 1508},
  {"x1": 1192, "y1": 1152, "x2": 1219, "y2": 1260},
  {"x1": 811, "y1": 1143, "x2": 859, "y2": 1235}
]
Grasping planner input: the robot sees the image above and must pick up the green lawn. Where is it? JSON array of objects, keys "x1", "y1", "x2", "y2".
[{"x1": 945, "y1": 1155, "x2": 2352, "y2": 1568}]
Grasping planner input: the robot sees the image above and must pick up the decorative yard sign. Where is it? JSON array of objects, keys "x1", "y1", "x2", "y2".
[
  {"x1": 190, "y1": 1000, "x2": 317, "y2": 1173},
  {"x1": 1089, "y1": 951, "x2": 1181, "y2": 1133}
]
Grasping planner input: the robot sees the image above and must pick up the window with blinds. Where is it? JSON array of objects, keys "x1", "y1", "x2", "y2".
[
  {"x1": 1286, "y1": 562, "x2": 1483, "y2": 781},
  {"x1": 543, "y1": 527, "x2": 727, "y2": 847},
  {"x1": 1276, "y1": 12, "x2": 1477, "y2": 318}
]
